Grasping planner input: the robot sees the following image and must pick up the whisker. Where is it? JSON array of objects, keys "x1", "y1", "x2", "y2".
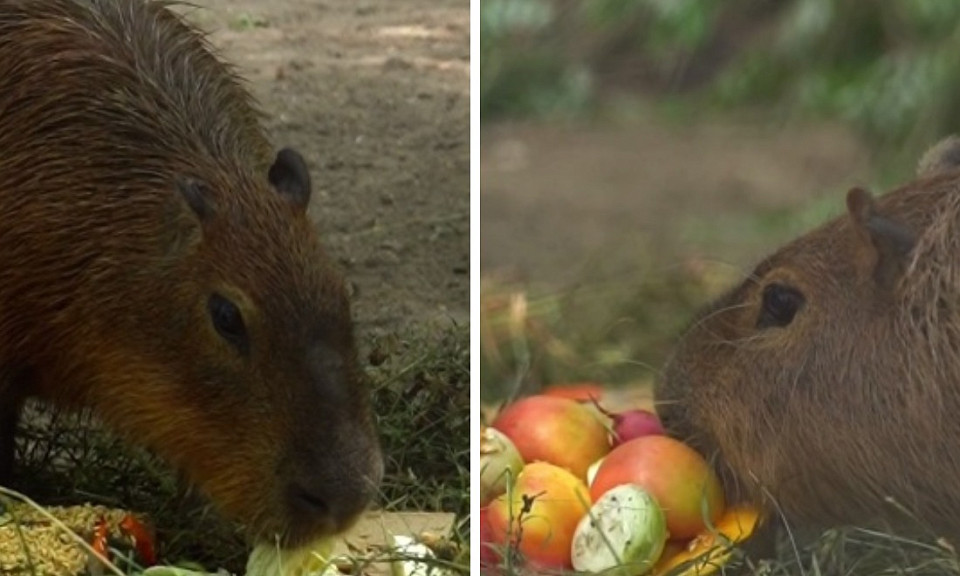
[
  {"x1": 691, "y1": 300, "x2": 753, "y2": 328},
  {"x1": 652, "y1": 398, "x2": 681, "y2": 406},
  {"x1": 587, "y1": 358, "x2": 664, "y2": 377}
]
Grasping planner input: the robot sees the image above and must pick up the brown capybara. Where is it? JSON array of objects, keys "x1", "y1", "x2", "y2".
[
  {"x1": 0, "y1": 0, "x2": 383, "y2": 548},
  {"x1": 656, "y1": 136, "x2": 960, "y2": 563}
]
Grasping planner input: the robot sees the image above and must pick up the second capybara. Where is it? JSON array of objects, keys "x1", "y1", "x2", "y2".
[
  {"x1": 656, "y1": 136, "x2": 960, "y2": 559},
  {"x1": 0, "y1": 0, "x2": 383, "y2": 547}
]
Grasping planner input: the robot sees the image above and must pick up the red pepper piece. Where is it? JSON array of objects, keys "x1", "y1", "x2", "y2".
[{"x1": 119, "y1": 513, "x2": 158, "y2": 566}]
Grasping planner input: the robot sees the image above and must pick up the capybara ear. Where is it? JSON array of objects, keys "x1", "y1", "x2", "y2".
[
  {"x1": 846, "y1": 186, "x2": 916, "y2": 289},
  {"x1": 268, "y1": 147, "x2": 312, "y2": 211},
  {"x1": 178, "y1": 178, "x2": 215, "y2": 221},
  {"x1": 917, "y1": 135, "x2": 960, "y2": 178}
]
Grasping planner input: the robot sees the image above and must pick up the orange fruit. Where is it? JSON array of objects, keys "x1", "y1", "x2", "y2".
[{"x1": 652, "y1": 505, "x2": 760, "y2": 576}]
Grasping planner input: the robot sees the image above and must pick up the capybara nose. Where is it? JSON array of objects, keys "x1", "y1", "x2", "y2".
[
  {"x1": 288, "y1": 481, "x2": 332, "y2": 518},
  {"x1": 286, "y1": 459, "x2": 382, "y2": 534},
  {"x1": 287, "y1": 479, "x2": 369, "y2": 533}
]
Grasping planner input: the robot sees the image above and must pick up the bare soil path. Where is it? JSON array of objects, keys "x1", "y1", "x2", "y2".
[{"x1": 481, "y1": 116, "x2": 875, "y2": 289}]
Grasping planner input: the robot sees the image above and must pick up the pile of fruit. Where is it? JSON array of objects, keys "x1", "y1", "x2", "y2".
[{"x1": 479, "y1": 383, "x2": 758, "y2": 576}]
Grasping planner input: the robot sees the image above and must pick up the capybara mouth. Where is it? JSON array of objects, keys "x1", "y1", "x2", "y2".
[
  {"x1": 281, "y1": 511, "x2": 338, "y2": 549},
  {"x1": 278, "y1": 478, "x2": 378, "y2": 547},
  {"x1": 221, "y1": 472, "x2": 379, "y2": 548},
  {"x1": 651, "y1": 385, "x2": 697, "y2": 445},
  {"x1": 651, "y1": 401, "x2": 687, "y2": 441},
  {"x1": 269, "y1": 444, "x2": 384, "y2": 548}
]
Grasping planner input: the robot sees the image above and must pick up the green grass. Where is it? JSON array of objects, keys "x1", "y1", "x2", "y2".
[
  {"x1": 5, "y1": 322, "x2": 470, "y2": 575},
  {"x1": 369, "y1": 323, "x2": 471, "y2": 520}
]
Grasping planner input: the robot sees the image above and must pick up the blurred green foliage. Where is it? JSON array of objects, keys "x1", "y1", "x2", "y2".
[
  {"x1": 481, "y1": 0, "x2": 960, "y2": 159},
  {"x1": 480, "y1": 0, "x2": 719, "y2": 118},
  {"x1": 716, "y1": 0, "x2": 960, "y2": 154},
  {"x1": 480, "y1": 0, "x2": 590, "y2": 118}
]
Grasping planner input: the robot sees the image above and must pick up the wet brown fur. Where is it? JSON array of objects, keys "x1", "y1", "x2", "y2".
[
  {"x1": 0, "y1": 0, "x2": 382, "y2": 547},
  {"x1": 657, "y1": 136, "x2": 960, "y2": 551}
]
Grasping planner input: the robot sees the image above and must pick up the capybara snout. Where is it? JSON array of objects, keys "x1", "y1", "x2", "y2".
[
  {"x1": 656, "y1": 134, "x2": 960, "y2": 542},
  {"x1": 282, "y1": 421, "x2": 384, "y2": 539},
  {"x1": 0, "y1": 0, "x2": 381, "y2": 548}
]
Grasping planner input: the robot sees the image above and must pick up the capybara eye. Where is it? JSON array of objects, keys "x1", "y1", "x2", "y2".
[
  {"x1": 208, "y1": 294, "x2": 248, "y2": 354},
  {"x1": 757, "y1": 283, "x2": 805, "y2": 329}
]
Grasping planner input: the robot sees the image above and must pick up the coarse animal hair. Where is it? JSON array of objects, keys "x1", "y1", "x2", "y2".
[{"x1": 0, "y1": 0, "x2": 382, "y2": 548}]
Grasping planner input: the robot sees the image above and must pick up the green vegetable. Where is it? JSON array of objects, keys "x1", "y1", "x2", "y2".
[
  {"x1": 245, "y1": 537, "x2": 341, "y2": 576},
  {"x1": 570, "y1": 484, "x2": 668, "y2": 575}
]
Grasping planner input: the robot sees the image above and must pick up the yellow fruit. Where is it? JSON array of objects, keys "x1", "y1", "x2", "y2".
[{"x1": 652, "y1": 505, "x2": 759, "y2": 576}]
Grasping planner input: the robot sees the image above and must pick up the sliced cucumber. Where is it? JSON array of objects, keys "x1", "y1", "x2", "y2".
[{"x1": 571, "y1": 484, "x2": 667, "y2": 576}]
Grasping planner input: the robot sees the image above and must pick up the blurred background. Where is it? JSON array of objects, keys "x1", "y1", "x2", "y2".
[{"x1": 480, "y1": 0, "x2": 960, "y2": 404}]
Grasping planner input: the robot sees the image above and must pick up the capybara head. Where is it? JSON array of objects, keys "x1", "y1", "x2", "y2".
[
  {"x1": 115, "y1": 148, "x2": 385, "y2": 547},
  {"x1": 656, "y1": 137, "x2": 960, "y2": 533},
  {"x1": 0, "y1": 0, "x2": 382, "y2": 547}
]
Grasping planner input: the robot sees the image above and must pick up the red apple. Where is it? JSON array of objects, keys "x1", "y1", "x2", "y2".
[
  {"x1": 608, "y1": 408, "x2": 665, "y2": 446},
  {"x1": 492, "y1": 395, "x2": 610, "y2": 480},
  {"x1": 590, "y1": 436, "x2": 724, "y2": 540},
  {"x1": 487, "y1": 461, "x2": 591, "y2": 570}
]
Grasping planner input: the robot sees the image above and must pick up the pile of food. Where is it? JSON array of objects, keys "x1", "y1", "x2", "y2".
[
  {"x1": 0, "y1": 501, "x2": 153, "y2": 576},
  {"x1": 0, "y1": 496, "x2": 455, "y2": 576},
  {"x1": 479, "y1": 383, "x2": 758, "y2": 576}
]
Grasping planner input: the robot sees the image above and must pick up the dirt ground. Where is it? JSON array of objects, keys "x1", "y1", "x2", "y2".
[
  {"x1": 183, "y1": 0, "x2": 470, "y2": 336},
  {"x1": 480, "y1": 115, "x2": 877, "y2": 290}
]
